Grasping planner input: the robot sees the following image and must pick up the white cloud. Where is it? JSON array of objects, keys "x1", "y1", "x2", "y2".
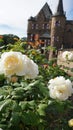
[{"x1": 0, "y1": 0, "x2": 73, "y2": 37}]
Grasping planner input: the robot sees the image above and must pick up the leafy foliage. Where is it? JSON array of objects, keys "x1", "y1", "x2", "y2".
[
  {"x1": 0, "y1": 44, "x2": 73, "y2": 130},
  {"x1": 2, "y1": 34, "x2": 19, "y2": 45}
]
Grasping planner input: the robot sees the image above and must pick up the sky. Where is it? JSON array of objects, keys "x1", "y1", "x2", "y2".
[{"x1": 0, "y1": 0, "x2": 73, "y2": 38}]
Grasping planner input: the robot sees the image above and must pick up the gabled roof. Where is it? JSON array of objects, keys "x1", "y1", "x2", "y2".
[
  {"x1": 28, "y1": 2, "x2": 52, "y2": 21},
  {"x1": 36, "y1": 2, "x2": 52, "y2": 20},
  {"x1": 42, "y1": 2, "x2": 52, "y2": 19}
]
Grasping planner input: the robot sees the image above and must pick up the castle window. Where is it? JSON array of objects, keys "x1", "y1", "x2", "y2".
[
  {"x1": 67, "y1": 29, "x2": 72, "y2": 32},
  {"x1": 30, "y1": 34, "x2": 34, "y2": 41},
  {"x1": 52, "y1": 36, "x2": 55, "y2": 41},
  {"x1": 42, "y1": 23, "x2": 49, "y2": 29},
  {"x1": 32, "y1": 24, "x2": 36, "y2": 29},
  {"x1": 32, "y1": 24, "x2": 38, "y2": 29},
  {"x1": 46, "y1": 24, "x2": 49, "y2": 29},
  {"x1": 42, "y1": 24, "x2": 44, "y2": 29},
  {"x1": 55, "y1": 21, "x2": 60, "y2": 26},
  {"x1": 35, "y1": 24, "x2": 38, "y2": 29},
  {"x1": 52, "y1": 36, "x2": 59, "y2": 42},
  {"x1": 56, "y1": 36, "x2": 59, "y2": 41},
  {"x1": 48, "y1": 40, "x2": 50, "y2": 45},
  {"x1": 32, "y1": 24, "x2": 35, "y2": 29},
  {"x1": 44, "y1": 39, "x2": 47, "y2": 43}
]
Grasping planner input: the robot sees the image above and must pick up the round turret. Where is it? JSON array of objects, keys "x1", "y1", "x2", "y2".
[{"x1": 49, "y1": 0, "x2": 66, "y2": 59}]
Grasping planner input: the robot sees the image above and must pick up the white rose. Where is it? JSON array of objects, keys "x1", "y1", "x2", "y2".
[
  {"x1": 0, "y1": 51, "x2": 39, "y2": 78},
  {"x1": 22, "y1": 56, "x2": 39, "y2": 79},
  {"x1": 48, "y1": 76, "x2": 73, "y2": 101},
  {"x1": 0, "y1": 128, "x2": 3, "y2": 130},
  {"x1": 62, "y1": 51, "x2": 73, "y2": 61}
]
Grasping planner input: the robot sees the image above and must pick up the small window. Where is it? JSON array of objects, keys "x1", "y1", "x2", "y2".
[
  {"x1": 35, "y1": 24, "x2": 38, "y2": 29},
  {"x1": 42, "y1": 23, "x2": 49, "y2": 29},
  {"x1": 30, "y1": 34, "x2": 34, "y2": 41},
  {"x1": 46, "y1": 24, "x2": 49, "y2": 29},
  {"x1": 42, "y1": 24, "x2": 44, "y2": 29},
  {"x1": 48, "y1": 40, "x2": 50, "y2": 45},
  {"x1": 55, "y1": 21, "x2": 60, "y2": 26},
  {"x1": 52, "y1": 36, "x2": 55, "y2": 41},
  {"x1": 32, "y1": 24, "x2": 38, "y2": 29},
  {"x1": 44, "y1": 40, "x2": 47, "y2": 43},
  {"x1": 52, "y1": 36, "x2": 59, "y2": 42},
  {"x1": 67, "y1": 29, "x2": 72, "y2": 32},
  {"x1": 32, "y1": 24, "x2": 34, "y2": 29},
  {"x1": 56, "y1": 36, "x2": 59, "y2": 41}
]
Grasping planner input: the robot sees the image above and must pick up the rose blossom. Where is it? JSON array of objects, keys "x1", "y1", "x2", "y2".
[
  {"x1": 68, "y1": 119, "x2": 73, "y2": 127},
  {"x1": 0, "y1": 51, "x2": 39, "y2": 79},
  {"x1": 62, "y1": 51, "x2": 73, "y2": 61},
  {"x1": 48, "y1": 76, "x2": 73, "y2": 101},
  {"x1": 0, "y1": 128, "x2": 3, "y2": 130}
]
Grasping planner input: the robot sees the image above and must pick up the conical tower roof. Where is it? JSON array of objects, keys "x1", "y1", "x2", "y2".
[{"x1": 54, "y1": 0, "x2": 65, "y2": 16}]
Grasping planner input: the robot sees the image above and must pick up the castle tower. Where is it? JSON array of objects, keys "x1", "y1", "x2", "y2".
[{"x1": 49, "y1": 0, "x2": 66, "y2": 59}]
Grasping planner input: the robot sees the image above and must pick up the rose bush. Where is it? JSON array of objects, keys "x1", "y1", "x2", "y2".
[{"x1": 0, "y1": 45, "x2": 73, "y2": 130}]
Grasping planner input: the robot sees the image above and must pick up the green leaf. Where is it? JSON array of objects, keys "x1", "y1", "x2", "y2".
[
  {"x1": 0, "y1": 99, "x2": 12, "y2": 112},
  {"x1": 37, "y1": 103, "x2": 47, "y2": 116},
  {"x1": 70, "y1": 68, "x2": 73, "y2": 72},
  {"x1": 19, "y1": 101, "x2": 29, "y2": 110},
  {"x1": 0, "y1": 124, "x2": 7, "y2": 130},
  {"x1": 11, "y1": 95, "x2": 23, "y2": 100},
  {"x1": 12, "y1": 82, "x2": 21, "y2": 87},
  {"x1": 28, "y1": 80, "x2": 40, "y2": 87},
  {"x1": 12, "y1": 101, "x2": 21, "y2": 112},
  {"x1": 10, "y1": 112, "x2": 20, "y2": 126},
  {"x1": 20, "y1": 81, "x2": 28, "y2": 88},
  {"x1": 0, "y1": 74, "x2": 5, "y2": 81},
  {"x1": 28, "y1": 100, "x2": 36, "y2": 108},
  {"x1": 11, "y1": 87, "x2": 25, "y2": 100},
  {"x1": 0, "y1": 95, "x2": 4, "y2": 101},
  {"x1": 0, "y1": 85, "x2": 13, "y2": 99},
  {"x1": 12, "y1": 87, "x2": 24, "y2": 95},
  {"x1": 21, "y1": 111, "x2": 40, "y2": 126},
  {"x1": 24, "y1": 80, "x2": 40, "y2": 91},
  {"x1": 39, "y1": 83, "x2": 49, "y2": 97}
]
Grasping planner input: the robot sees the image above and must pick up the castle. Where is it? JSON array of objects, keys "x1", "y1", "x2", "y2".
[{"x1": 27, "y1": 0, "x2": 73, "y2": 52}]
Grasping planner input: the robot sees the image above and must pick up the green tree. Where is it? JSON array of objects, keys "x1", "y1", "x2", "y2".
[
  {"x1": 3, "y1": 34, "x2": 19, "y2": 45},
  {"x1": 0, "y1": 38, "x2": 4, "y2": 46}
]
